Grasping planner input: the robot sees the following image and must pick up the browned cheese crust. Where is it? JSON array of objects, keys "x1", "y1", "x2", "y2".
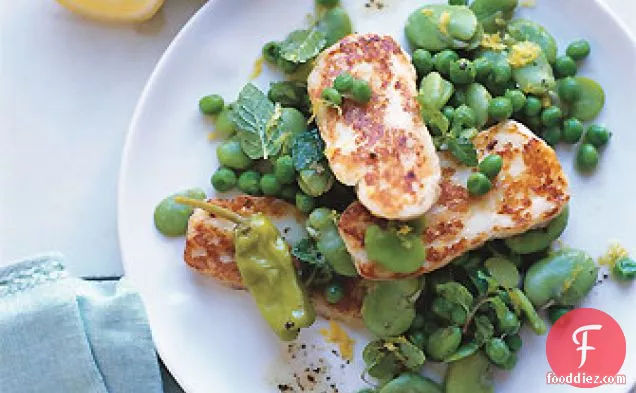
[
  {"x1": 338, "y1": 120, "x2": 570, "y2": 280},
  {"x1": 307, "y1": 33, "x2": 441, "y2": 220}
]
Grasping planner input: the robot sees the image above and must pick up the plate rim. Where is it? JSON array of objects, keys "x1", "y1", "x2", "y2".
[{"x1": 117, "y1": 1, "x2": 636, "y2": 392}]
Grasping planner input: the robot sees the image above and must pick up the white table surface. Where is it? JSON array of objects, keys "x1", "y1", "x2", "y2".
[{"x1": 1, "y1": 0, "x2": 635, "y2": 277}]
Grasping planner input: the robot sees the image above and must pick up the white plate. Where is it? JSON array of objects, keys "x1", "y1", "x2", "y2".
[{"x1": 119, "y1": 1, "x2": 636, "y2": 392}]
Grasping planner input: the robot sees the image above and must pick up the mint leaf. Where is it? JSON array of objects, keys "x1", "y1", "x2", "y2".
[
  {"x1": 436, "y1": 282, "x2": 474, "y2": 312},
  {"x1": 447, "y1": 137, "x2": 478, "y2": 167},
  {"x1": 279, "y1": 29, "x2": 327, "y2": 64},
  {"x1": 292, "y1": 238, "x2": 333, "y2": 286},
  {"x1": 232, "y1": 83, "x2": 284, "y2": 159},
  {"x1": 291, "y1": 128, "x2": 325, "y2": 171}
]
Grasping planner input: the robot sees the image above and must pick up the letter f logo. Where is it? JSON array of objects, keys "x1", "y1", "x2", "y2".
[{"x1": 572, "y1": 324, "x2": 602, "y2": 368}]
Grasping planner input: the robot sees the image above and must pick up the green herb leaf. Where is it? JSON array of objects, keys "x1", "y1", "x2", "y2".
[
  {"x1": 447, "y1": 137, "x2": 478, "y2": 167},
  {"x1": 292, "y1": 238, "x2": 333, "y2": 286},
  {"x1": 474, "y1": 315, "x2": 494, "y2": 345},
  {"x1": 420, "y1": 104, "x2": 450, "y2": 136},
  {"x1": 291, "y1": 128, "x2": 326, "y2": 171},
  {"x1": 279, "y1": 29, "x2": 327, "y2": 64},
  {"x1": 232, "y1": 83, "x2": 286, "y2": 159},
  {"x1": 436, "y1": 282, "x2": 474, "y2": 312}
]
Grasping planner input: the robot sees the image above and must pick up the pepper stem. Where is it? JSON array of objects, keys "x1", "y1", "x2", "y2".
[{"x1": 174, "y1": 196, "x2": 246, "y2": 224}]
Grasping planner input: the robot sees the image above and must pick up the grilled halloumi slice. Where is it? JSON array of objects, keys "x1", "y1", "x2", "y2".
[
  {"x1": 338, "y1": 120, "x2": 570, "y2": 280},
  {"x1": 307, "y1": 33, "x2": 441, "y2": 220},
  {"x1": 184, "y1": 196, "x2": 366, "y2": 327}
]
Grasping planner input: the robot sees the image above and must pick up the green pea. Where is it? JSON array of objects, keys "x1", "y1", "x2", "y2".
[
  {"x1": 523, "y1": 96, "x2": 542, "y2": 117},
  {"x1": 237, "y1": 171, "x2": 261, "y2": 195},
  {"x1": 405, "y1": 5, "x2": 479, "y2": 51},
  {"x1": 488, "y1": 97, "x2": 513, "y2": 121},
  {"x1": 317, "y1": 7, "x2": 352, "y2": 46},
  {"x1": 558, "y1": 77, "x2": 581, "y2": 102},
  {"x1": 471, "y1": 0, "x2": 517, "y2": 33},
  {"x1": 453, "y1": 105, "x2": 476, "y2": 128},
  {"x1": 505, "y1": 205, "x2": 569, "y2": 254},
  {"x1": 260, "y1": 174, "x2": 282, "y2": 196},
  {"x1": 562, "y1": 118, "x2": 584, "y2": 143},
  {"x1": 569, "y1": 77, "x2": 605, "y2": 121},
  {"x1": 485, "y1": 338, "x2": 511, "y2": 367},
  {"x1": 412, "y1": 49, "x2": 434, "y2": 76},
  {"x1": 379, "y1": 373, "x2": 442, "y2": 393},
  {"x1": 211, "y1": 167, "x2": 237, "y2": 192},
  {"x1": 308, "y1": 208, "x2": 334, "y2": 231},
  {"x1": 445, "y1": 352, "x2": 494, "y2": 393},
  {"x1": 491, "y1": 62, "x2": 512, "y2": 85},
  {"x1": 362, "y1": 279, "x2": 420, "y2": 337},
  {"x1": 333, "y1": 72, "x2": 354, "y2": 93},
  {"x1": 321, "y1": 87, "x2": 342, "y2": 106},
  {"x1": 262, "y1": 41, "x2": 281, "y2": 64},
  {"x1": 613, "y1": 257, "x2": 636, "y2": 280},
  {"x1": 566, "y1": 39, "x2": 591, "y2": 60},
  {"x1": 277, "y1": 57, "x2": 300, "y2": 74},
  {"x1": 434, "y1": 50, "x2": 459, "y2": 76},
  {"x1": 426, "y1": 327, "x2": 462, "y2": 361},
  {"x1": 450, "y1": 59, "x2": 476, "y2": 85},
  {"x1": 541, "y1": 106, "x2": 562, "y2": 127},
  {"x1": 217, "y1": 139, "x2": 253, "y2": 170},
  {"x1": 325, "y1": 281, "x2": 345, "y2": 304},
  {"x1": 554, "y1": 56, "x2": 577, "y2": 78},
  {"x1": 273, "y1": 155, "x2": 296, "y2": 185},
  {"x1": 585, "y1": 124, "x2": 612, "y2": 147},
  {"x1": 465, "y1": 83, "x2": 492, "y2": 127},
  {"x1": 279, "y1": 184, "x2": 298, "y2": 201},
  {"x1": 442, "y1": 106, "x2": 455, "y2": 121},
  {"x1": 317, "y1": 0, "x2": 339, "y2": 7},
  {"x1": 576, "y1": 143, "x2": 599, "y2": 171},
  {"x1": 318, "y1": 228, "x2": 358, "y2": 277},
  {"x1": 473, "y1": 57, "x2": 492, "y2": 81},
  {"x1": 525, "y1": 115, "x2": 542, "y2": 132},
  {"x1": 547, "y1": 305, "x2": 573, "y2": 324},
  {"x1": 154, "y1": 188, "x2": 206, "y2": 237},
  {"x1": 295, "y1": 192, "x2": 315, "y2": 214},
  {"x1": 214, "y1": 107, "x2": 237, "y2": 138},
  {"x1": 467, "y1": 172, "x2": 492, "y2": 196},
  {"x1": 478, "y1": 154, "x2": 503, "y2": 179},
  {"x1": 542, "y1": 126, "x2": 561, "y2": 146},
  {"x1": 408, "y1": 331, "x2": 428, "y2": 350},
  {"x1": 352, "y1": 79, "x2": 372, "y2": 103},
  {"x1": 504, "y1": 89, "x2": 526, "y2": 113},
  {"x1": 524, "y1": 249, "x2": 598, "y2": 307},
  {"x1": 199, "y1": 94, "x2": 224, "y2": 115},
  {"x1": 505, "y1": 334, "x2": 522, "y2": 352}
]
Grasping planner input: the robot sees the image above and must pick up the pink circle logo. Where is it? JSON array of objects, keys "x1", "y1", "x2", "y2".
[{"x1": 546, "y1": 308, "x2": 626, "y2": 388}]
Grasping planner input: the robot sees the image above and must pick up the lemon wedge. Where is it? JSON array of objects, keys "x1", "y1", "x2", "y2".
[{"x1": 56, "y1": 0, "x2": 165, "y2": 23}]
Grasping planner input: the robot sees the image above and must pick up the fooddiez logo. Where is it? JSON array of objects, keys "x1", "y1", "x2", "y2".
[{"x1": 545, "y1": 308, "x2": 627, "y2": 388}]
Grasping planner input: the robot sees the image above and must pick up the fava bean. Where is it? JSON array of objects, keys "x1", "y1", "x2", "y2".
[
  {"x1": 485, "y1": 338, "x2": 511, "y2": 367},
  {"x1": 317, "y1": 7, "x2": 352, "y2": 46},
  {"x1": 484, "y1": 257, "x2": 519, "y2": 287},
  {"x1": 445, "y1": 352, "x2": 494, "y2": 393},
  {"x1": 509, "y1": 288, "x2": 547, "y2": 334},
  {"x1": 470, "y1": 0, "x2": 518, "y2": 33},
  {"x1": 569, "y1": 77, "x2": 605, "y2": 121},
  {"x1": 419, "y1": 72, "x2": 455, "y2": 109},
  {"x1": 524, "y1": 249, "x2": 598, "y2": 307},
  {"x1": 154, "y1": 188, "x2": 206, "y2": 237},
  {"x1": 405, "y1": 5, "x2": 479, "y2": 51},
  {"x1": 507, "y1": 19, "x2": 557, "y2": 63},
  {"x1": 298, "y1": 168, "x2": 334, "y2": 197},
  {"x1": 217, "y1": 139, "x2": 253, "y2": 170},
  {"x1": 362, "y1": 279, "x2": 422, "y2": 337},
  {"x1": 379, "y1": 373, "x2": 442, "y2": 393},
  {"x1": 426, "y1": 326, "x2": 462, "y2": 361},
  {"x1": 214, "y1": 107, "x2": 237, "y2": 138},
  {"x1": 465, "y1": 83, "x2": 492, "y2": 127},
  {"x1": 505, "y1": 205, "x2": 569, "y2": 254},
  {"x1": 512, "y1": 50, "x2": 556, "y2": 95}
]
